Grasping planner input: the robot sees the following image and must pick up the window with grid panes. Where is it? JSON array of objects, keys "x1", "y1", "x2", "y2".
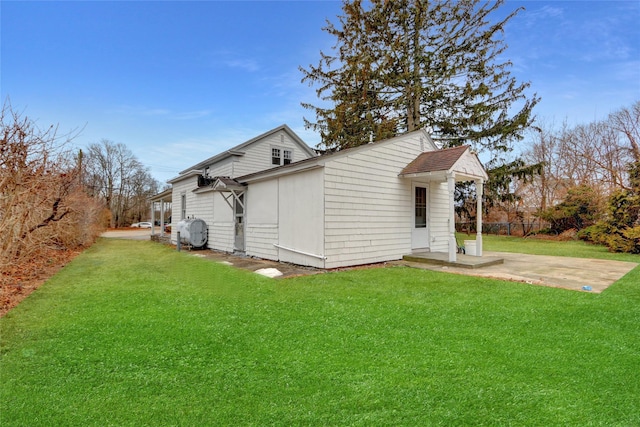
[{"x1": 272, "y1": 148, "x2": 281, "y2": 165}]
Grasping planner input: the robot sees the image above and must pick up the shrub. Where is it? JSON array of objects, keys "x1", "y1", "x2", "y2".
[
  {"x1": 537, "y1": 185, "x2": 604, "y2": 234},
  {"x1": 0, "y1": 102, "x2": 103, "y2": 272},
  {"x1": 579, "y1": 162, "x2": 640, "y2": 253}
]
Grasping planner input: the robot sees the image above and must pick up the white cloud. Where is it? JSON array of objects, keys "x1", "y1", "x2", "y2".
[
  {"x1": 173, "y1": 110, "x2": 212, "y2": 120},
  {"x1": 222, "y1": 58, "x2": 260, "y2": 72},
  {"x1": 110, "y1": 105, "x2": 212, "y2": 121},
  {"x1": 206, "y1": 50, "x2": 261, "y2": 72}
]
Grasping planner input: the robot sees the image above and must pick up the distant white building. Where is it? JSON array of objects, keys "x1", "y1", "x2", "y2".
[{"x1": 166, "y1": 124, "x2": 488, "y2": 268}]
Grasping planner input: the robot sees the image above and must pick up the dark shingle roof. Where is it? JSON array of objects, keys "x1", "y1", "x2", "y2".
[{"x1": 400, "y1": 145, "x2": 469, "y2": 176}]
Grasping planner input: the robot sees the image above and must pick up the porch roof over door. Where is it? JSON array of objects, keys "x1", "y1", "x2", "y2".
[
  {"x1": 398, "y1": 145, "x2": 488, "y2": 182},
  {"x1": 148, "y1": 188, "x2": 172, "y2": 203}
]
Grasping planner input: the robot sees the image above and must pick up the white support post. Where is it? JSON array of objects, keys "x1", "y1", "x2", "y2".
[
  {"x1": 151, "y1": 201, "x2": 156, "y2": 236},
  {"x1": 476, "y1": 179, "x2": 484, "y2": 257},
  {"x1": 447, "y1": 172, "x2": 457, "y2": 262},
  {"x1": 160, "y1": 198, "x2": 165, "y2": 237}
]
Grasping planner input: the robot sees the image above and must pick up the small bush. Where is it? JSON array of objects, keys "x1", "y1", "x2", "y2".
[
  {"x1": 537, "y1": 185, "x2": 604, "y2": 234},
  {"x1": 578, "y1": 223, "x2": 611, "y2": 246}
]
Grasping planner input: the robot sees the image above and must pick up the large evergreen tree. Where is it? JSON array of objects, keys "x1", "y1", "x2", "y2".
[{"x1": 301, "y1": 0, "x2": 539, "y2": 152}]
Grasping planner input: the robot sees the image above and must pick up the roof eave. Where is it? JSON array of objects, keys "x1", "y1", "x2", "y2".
[
  {"x1": 167, "y1": 169, "x2": 202, "y2": 184},
  {"x1": 240, "y1": 163, "x2": 325, "y2": 184}
]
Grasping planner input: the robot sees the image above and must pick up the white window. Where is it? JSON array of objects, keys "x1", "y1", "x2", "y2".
[
  {"x1": 181, "y1": 194, "x2": 187, "y2": 220},
  {"x1": 271, "y1": 147, "x2": 293, "y2": 166},
  {"x1": 272, "y1": 148, "x2": 281, "y2": 165},
  {"x1": 415, "y1": 187, "x2": 426, "y2": 228}
]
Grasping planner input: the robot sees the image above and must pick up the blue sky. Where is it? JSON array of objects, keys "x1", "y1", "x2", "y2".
[{"x1": 2, "y1": 1, "x2": 639, "y2": 183}]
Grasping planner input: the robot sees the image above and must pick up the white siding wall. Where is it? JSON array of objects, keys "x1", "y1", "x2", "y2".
[
  {"x1": 429, "y1": 181, "x2": 450, "y2": 253},
  {"x1": 323, "y1": 134, "x2": 425, "y2": 269},
  {"x1": 453, "y1": 152, "x2": 487, "y2": 180},
  {"x1": 169, "y1": 176, "x2": 198, "y2": 244},
  {"x1": 207, "y1": 157, "x2": 234, "y2": 177},
  {"x1": 167, "y1": 128, "x2": 459, "y2": 268},
  {"x1": 169, "y1": 176, "x2": 237, "y2": 251},
  {"x1": 209, "y1": 192, "x2": 235, "y2": 252},
  {"x1": 168, "y1": 128, "x2": 315, "y2": 253},
  {"x1": 277, "y1": 168, "x2": 325, "y2": 268},
  {"x1": 245, "y1": 180, "x2": 279, "y2": 260},
  {"x1": 231, "y1": 129, "x2": 312, "y2": 178}
]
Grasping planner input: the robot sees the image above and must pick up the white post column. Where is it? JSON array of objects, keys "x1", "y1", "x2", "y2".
[
  {"x1": 476, "y1": 179, "x2": 484, "y2": 257},
  {"x1": 160, "y1": 199, "x2": 165, "y2": 237},
  {"x1": 447, "y1": 172, "x2": 456, "y2": 262},
  {"x1": 151, "y1": 201, "x2": 156, "y2": 236}
]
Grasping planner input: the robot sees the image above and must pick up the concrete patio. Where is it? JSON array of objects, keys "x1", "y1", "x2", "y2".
[{"x1": 400, "y1": 251, "x2": 638, "y2": 293}]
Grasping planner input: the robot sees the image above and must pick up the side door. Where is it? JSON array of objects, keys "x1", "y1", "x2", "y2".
[{"x1": 411, "y1": 185, "x2": 429, "y2": 250}]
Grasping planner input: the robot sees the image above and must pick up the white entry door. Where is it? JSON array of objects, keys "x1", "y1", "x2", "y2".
[{"x1": 411, "y1": 185, "x2": 429, "y2": 250}]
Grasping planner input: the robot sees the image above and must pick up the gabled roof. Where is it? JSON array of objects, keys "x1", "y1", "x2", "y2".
[
  {"x1": 179, "y1": 124, "x2": 316, "y2": 175},
  {"x1": 239, "y1": 127, "x2": 437, "y2": 183},
  {"x1": 400, "y1": 145, "x2": 469, "y2": 175},
  {"x1": 399, "y1": 145, "x2": 488, "y2": 181}
]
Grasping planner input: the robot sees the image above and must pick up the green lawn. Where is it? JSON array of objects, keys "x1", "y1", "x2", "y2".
[
  {"x1": 462, "y1": 232, "x2": 640, "y2": 263},
  {"x1": 1, "y1": 238, "x2": 639, "y2": 426}
]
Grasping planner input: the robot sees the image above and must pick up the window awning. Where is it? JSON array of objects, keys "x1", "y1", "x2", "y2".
[{"x1": 399, "y1": 145, "x2": 488, "y2": 181}]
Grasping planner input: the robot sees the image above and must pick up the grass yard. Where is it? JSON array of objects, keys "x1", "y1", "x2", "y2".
[
  {"x1": 470, "y1": 232, "x2": 640, "y2": 263},
  {"x1": 1, "y1": 238, "x2": 639, "y2": 426}
]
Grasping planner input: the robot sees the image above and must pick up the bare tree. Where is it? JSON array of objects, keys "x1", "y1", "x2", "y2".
[
  {"x1": 84, "y1": 139, "x2": 160, "y2": 227},
  {"x1": 609, "y1": 100, "x2": 640, "y2": 163},
  {"x1": 523, "y1": 122, "x2": 569, "y2": 212},
  {"x1": 521, "y1": 101, "x2": 639, "y2": 214}
]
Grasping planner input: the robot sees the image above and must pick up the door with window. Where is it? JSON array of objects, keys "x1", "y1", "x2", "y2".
[
  {"x1": 234, "y1": 193, "x2": 245, "y2": 252},
  {"x1": 412, "y1": 185, "x2": 429, "y2": 250}
]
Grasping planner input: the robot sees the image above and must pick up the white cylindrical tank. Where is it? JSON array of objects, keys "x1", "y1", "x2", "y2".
[{"x1": 177, "y1": 218, "x2": 208, "y2": 248}]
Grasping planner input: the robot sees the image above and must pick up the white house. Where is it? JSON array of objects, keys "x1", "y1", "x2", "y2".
[{"x1": 166, "y1": 124, "x2": 488, "y2": 269}]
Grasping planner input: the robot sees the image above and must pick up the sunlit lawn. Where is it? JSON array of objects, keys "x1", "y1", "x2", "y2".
[
  {"x1": 461, "y1": 232, "x2": 640, "y2": 263},
  {"x1": 1, "y1": 238, "x2": 639, "y2": 425}
]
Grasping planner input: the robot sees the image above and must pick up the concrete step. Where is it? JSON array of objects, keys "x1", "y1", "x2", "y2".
[{"x1": 403, "y1": 252, "x2": 504, "y2": 269}]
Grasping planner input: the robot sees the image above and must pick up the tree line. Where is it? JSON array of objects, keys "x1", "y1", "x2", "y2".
[
  {"x1": 475, "y1": 100, "x2": 639, "y2": 251},
  {"x1": 520, "y1": 101, "x2": 640, "y2": 252},
  {"x1": 83, "y1": 139, "x2": 162, "y2": 228},
  {"x1": 0, "y1": 101, "x2": 162, "y2": 274}
]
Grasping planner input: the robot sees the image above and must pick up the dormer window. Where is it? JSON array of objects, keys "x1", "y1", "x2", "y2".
[{"x1": 271, "y1": 147, "x2": 293, "y2": 166}]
